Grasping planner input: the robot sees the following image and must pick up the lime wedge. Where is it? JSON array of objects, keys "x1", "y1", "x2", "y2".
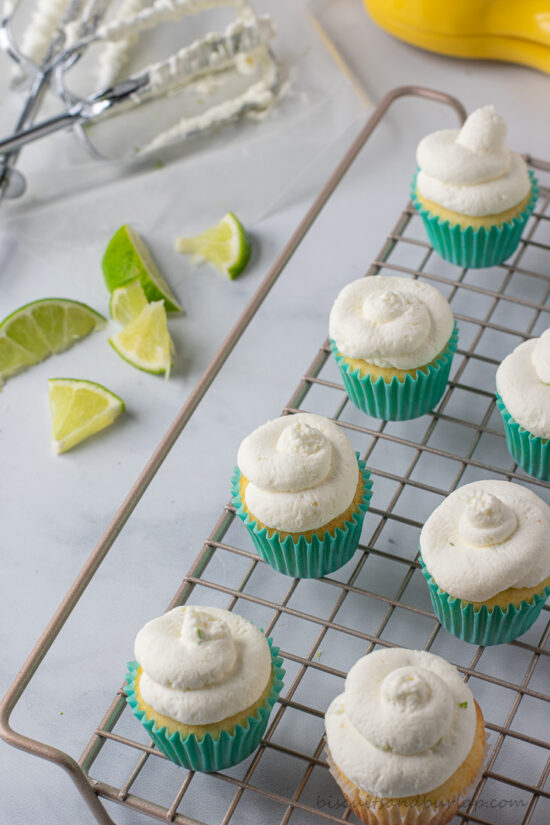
[
  {"x1": 110, "y1": 279, "x2": 148, "y2": 325},
  {"x1": 0, "y1": 298, "x2": 106, "y2": 385},
  {"x1": 175, "y1": 212, "x2": 251, "y2": 280},
  {"x1": 48, "y1": 378, "x2": 124, "y2": 454},
  {"x1": 109, "y1": 301, "x2": 174, "y2": 376},
  {"x1": 102, "y1": 225, "x2": 182, "y2": 312}
]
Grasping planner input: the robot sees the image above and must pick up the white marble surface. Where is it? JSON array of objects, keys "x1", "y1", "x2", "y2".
[{"x1": 1, "y1": 1, "x2": 549, "y2": 823}]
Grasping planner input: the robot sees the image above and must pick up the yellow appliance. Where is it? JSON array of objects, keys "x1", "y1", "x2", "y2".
[{"x1": 363, "y1": 0, "x2": 550, "y2": 74}]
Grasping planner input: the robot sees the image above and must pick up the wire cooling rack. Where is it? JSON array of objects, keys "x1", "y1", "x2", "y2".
[{"x1": 2, "y1": 87, "x2": 550, "y2": 825}]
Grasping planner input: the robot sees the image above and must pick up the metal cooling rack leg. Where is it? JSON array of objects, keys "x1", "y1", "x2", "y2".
[{"x1": 0, "y1": 85, "x2": 467, "y2": 824}]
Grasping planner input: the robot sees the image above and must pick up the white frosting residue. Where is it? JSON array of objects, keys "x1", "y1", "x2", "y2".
[
  {"x1": 416, "y1": 105, "x2": 531, "y2": 217},
  {"x1": 14, "y1": 0, "x2": 279, "y2": 156},
  {"x1": 17, "y1": 0, "x2": 71, "y2": 65},
  {"x1": 496, "y1": 334, "x2": 550, "y2": 438},
  {"x1": 140, "y1": 51, "x2": 276, "y2": 152},
  {"x1": 420, "y1": 480, "x2": 550, "y2": 602},
  {"x1": 238, "y1": 413, "x2": 358, "y2": 533},
  {"x1": 95, "y1": 0, "x2": 151, "y2": 89},
  {"x1": 98, "y1": 4, "x2": 278, "y2": 155},
  {"x1": 143, "y1": 16, "x2": 275, "y2": 98},
  {"x1": 325, "y1": 648, "x2": 476, "y2": 798},
  {"x1": 235, "y1": 50, "x2": 256, "y2": 74},
  {"x1": 96, "y1": 0, "x2": 249, "y2": 42},
  {"x1": 329, "y1": 276, "x2": 454, "y2": 369},
  {"x1": 136, "y1": 606, "x2": 271, "y2": 725}
]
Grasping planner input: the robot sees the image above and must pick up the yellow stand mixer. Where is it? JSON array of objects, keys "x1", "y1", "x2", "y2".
[{"x1": 364, "y1": 0, "x2": 550, "y2": 74}]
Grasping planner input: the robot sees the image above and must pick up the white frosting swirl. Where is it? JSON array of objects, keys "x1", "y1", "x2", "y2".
[
  {"x1": 241, "y1": 419, "x2": 332, "y2": 492},
  {"x1": 238, "y1": 413, "x2": 358, "y2": 532},
  {"x1": 329, "y1": 276, "x2": 454, "y2": 370},
  {"x1": 325, "y1": 648, "x2": 476, "y2": 798},
  {"x1": 458, "y1": 490, "x2": 517, "y2": 547},
  {"x1": 135, "y1": 606, "x2": 271, "y2": 725},
  {"x1": 136, "y1": 605, "x2": 237, "y2": 690},
  {"x1": 496, "y1": 333, "x2": 550, "y2": 438},
  {"x1": 416, "y1": 105, "x2": 531, "y2": 217},
  {"x1": 420, "y1": 480, "x2": 550, "y2": 602}
]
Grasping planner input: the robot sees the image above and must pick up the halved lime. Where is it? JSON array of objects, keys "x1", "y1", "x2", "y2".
[
  {"x1": 175, "y1": 212, "x2": 251, "y2": 280},
  {"x1": 109, "y1": 301, "x2": 173, "y2": 376},
  {"x1": 110, "y1": 279, "x2": 148, "y2": 326},
  {"x1": 102, "y1": 225, "x2": 182, "y2": 312},
  {"x1": 0, "y1": 298, "x2": 106, "y2": 385},
  {"x1": 48, "y1": 378, "x2": 125, "y2": 454}
]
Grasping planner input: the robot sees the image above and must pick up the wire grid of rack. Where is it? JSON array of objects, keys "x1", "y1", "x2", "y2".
[
  {"x1": 77, "y1": 165, "x2": 550, "y2": 824},
  {"x1": 1, "y1": 88, "x2": 550, "y2": 825}
]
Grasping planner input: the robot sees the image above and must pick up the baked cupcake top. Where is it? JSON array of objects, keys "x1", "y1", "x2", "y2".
[
  {"x1": 420, "y1": 480, "x2": 550, "y2": 602},
  {"x1": 416, "y1": 105, "x2": 531, "y2": 217},
  {"x1": 325, "y1": 647, "x2": 476, "y2": 798},
  {"x1": 237, "y1": 412, "x2": 358, "y2": 532},
  {"x1": 329, "y1": 276, "x2": 453, "y2": 370},
  {"x1": 135, "y1": 606, "x2": 272, "y2": 724},
  {"x1": 496, "y1": 330, "x2": 550, "y2": 438}
]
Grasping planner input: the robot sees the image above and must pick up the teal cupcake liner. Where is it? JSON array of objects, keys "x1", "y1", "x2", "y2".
[
  {"x1": 420, "y1": 557, "x2": 550, "y2": 646},
  {"x1": 496, "y1": 392, "x2": 550, "y2": 480},
  {"x1": 411, "y1": 169, "x2": 539, "y2": 268},
  {"x1": 125, "y1": 638, "x2": 284, "y2": 771},
  {"x1": 330, "y1": 324, "x2": 458, "y2": 421},
  {"x1": 231, "y1": 455, "x2": 373, "y2": 578}
]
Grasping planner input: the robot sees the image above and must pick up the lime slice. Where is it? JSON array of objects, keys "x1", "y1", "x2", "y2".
[
  {"x1": 109, "y1": 301, "x2": 174, "y2": 376},
  {"x1": 0, "y1": 298, "x2": 106, "y2": 385},
  {"x1": 175, "y1": 212, "x2": 251, "y2": 280},
  {"x1": 110, "y1": 279, "x2": 148, "y2": 325},
  {"x1": 102, "y1": 225, "x2": 182, "y2": 312},
  {"x1": 48, "y1": 378, "x2": 125, "y2": 454}
]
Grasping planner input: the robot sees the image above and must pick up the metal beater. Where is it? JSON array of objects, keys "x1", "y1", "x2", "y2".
[{"x1": 0, "y1": 0, "x2": 279, "y2": 205}]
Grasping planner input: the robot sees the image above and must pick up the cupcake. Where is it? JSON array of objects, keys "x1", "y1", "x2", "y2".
[
  {"x1": 325, "y1": 647, "x2": 486, "y2": 825},
  {"x1": 496, "y1": 329, "x2": 550, "y2": 479},
  {"x1": 231, "y1": 412, "x2": 373, "y2": 578},
  {"x1": 412, "y1": 105, "x2": 538, "y2": 268},
  {"x1": 125, "y1": 605, "x2": 284, "y2": 771},
  {"x1": 329, "y1": 275, "x2": 457, "y2": 420},
  {"x1": 420, "y1": 480, "x2": 550, "y2": 646}
]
